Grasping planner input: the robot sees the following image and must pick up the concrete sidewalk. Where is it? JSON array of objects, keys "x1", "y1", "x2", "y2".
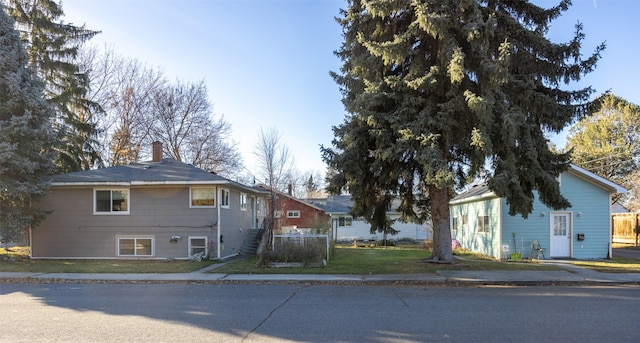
[{"x1": 1, "y1": 259, "x2": 639, "y2": 285}]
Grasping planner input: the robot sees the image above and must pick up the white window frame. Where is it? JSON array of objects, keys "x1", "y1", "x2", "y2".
[
  {"x1": 94, "y1": 189, "x2": 130, "y2": 215},
  {"x1": 220, "y1": 189, "x2": 230, "y2": 209},
  {"x1": 286, "y1": 210, "x2": 301, "y2": 218},
  {"x1": 338, "y1": 216, "x2": 352, "y2": 227},
  {"x1": 190, "y1": 187, "x2": 216, "y2": 208},
  {"x1": 188, "y1": 236, "x2": 208, "y2": 258},
  {"x1": 452, "y1": 217, "x2": 459, "y2": 231},
  {"x1": 117, "y1": 235, "x2": 154, "y2": 257},
  {"x1": 274, "y1": 210, "x2": 282, "y2": 218},
  {"x1": 477, "y1": 215, "x2": 490, "y2": 233},
  {"x1": 240, "y1": 193, "x2": 247, "y2": 211}
]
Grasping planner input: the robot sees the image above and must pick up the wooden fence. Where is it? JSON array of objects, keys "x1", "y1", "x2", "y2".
[{"x1": 612, "y1": 213, "x2": 639, "y2": 246}]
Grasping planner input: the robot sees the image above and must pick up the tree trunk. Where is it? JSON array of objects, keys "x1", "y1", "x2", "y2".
[{"x1": 429, "y1": 184, "x2": 453, "y2": 262}]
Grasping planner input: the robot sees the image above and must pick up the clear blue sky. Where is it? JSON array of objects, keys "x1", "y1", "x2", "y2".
[{"x1": 62, "y1": 0, "x2": 639, "y2": 177}]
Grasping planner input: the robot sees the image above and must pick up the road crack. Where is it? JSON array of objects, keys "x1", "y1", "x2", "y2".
[{"x1": 241, "y1": 285, "x2": 308, "y2": 342}]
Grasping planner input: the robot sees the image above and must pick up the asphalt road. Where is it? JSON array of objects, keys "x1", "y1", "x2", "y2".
[
  {"x1": 1, "y1": 283, "x2": 639, "y2": 343},
  {"x1": 613, "y1": 247, "x2": 640, "y2": 259}
]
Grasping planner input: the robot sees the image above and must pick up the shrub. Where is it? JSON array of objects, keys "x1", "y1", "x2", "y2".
[
  {"x1": 377, "y1": 239, "x2": 396, "y2": 247},
  {"x1": 256, "y1": 241, "x2": 326, "y2": 267}
]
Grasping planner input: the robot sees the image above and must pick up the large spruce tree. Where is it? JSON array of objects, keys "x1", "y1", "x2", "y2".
[
  {"x1": 0, "y1": 7, "x2": 55, "y2": 243},
  {"x1": 4, "y1": 0, "x2": 101, "y2": 172},
  {"x1": 323, "y1": 0, "x2": 603, "y2": 261}
]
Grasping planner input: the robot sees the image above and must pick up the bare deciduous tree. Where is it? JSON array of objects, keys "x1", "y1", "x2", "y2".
[
  {"x1": 79, "y1": 45, "x2": 164, "y2": 166},
  {"x1": 254, "y1": 127, "x2": 295, "y2": 192},
  {"x1": 149, "y1": 80, "x2": 242, "y2": 175},
  {"x1": 79, "y1": 46, "x2": 242, "y2": 175}
]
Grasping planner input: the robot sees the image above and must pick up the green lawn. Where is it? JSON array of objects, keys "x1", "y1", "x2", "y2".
[
  {"x1": 212, "y1": 245, "x2": 560, "y2": 274},
  {"x1": 3, "y1": 245, "x2": 639, "y2": 274}
]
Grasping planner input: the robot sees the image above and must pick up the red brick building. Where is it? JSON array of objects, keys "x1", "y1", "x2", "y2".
[{"x1": 258, "y1": 185, "x2": 330, "y2": 234}]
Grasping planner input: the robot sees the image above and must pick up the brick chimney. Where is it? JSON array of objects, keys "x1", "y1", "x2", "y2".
[{"x1": 152, "y1": 141, "x2": 163, "y2": 162}]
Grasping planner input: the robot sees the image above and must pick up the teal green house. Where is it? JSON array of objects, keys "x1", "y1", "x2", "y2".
[{"x1": 449, "y1": 165, "x2": 626, "y2": 260}]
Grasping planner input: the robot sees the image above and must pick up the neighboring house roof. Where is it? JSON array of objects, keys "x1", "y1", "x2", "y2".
[
  {"x1": 256, "y1": 185, "x2": 327, "y2": 212},
  {"x1": 612, "y1": 203, "x2": 630, "y2": 213},
  {"x1": 51, "y1": 158, "x2": 268, "y2": 194},
  {"x1": 450, "y1": 164, "x2": 627, "y2": 205},
  {"x1": 308, "y1": 195, "x2": 406, "y2": 215}
]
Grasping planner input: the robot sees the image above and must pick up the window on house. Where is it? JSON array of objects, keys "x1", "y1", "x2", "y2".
[
  {"x1": 477, "y1": 215, "x2": 490, "y2": 233},
  {"x1": 274, "y1": 210, "x2": 282, "y2": 218},
  {"x1": 221, "y1": 189, "x2": 230, "y2": 208},
  {"x1": 190, "y1": 187, "x2": 215, "y2": 207},
  {"x1": 240, "y1": 193, "x2": 247, "y2": 211},
  {"x1": 95, "y1": 189, "x2": 129, "y2": 214},
  {"x1": 256, "y1": 198, "x2": 261, "y2": 212},
  {"x1": 452, "y1": 217, "x2": 459, "y2": 231},
  {"x1": 117, "y1": 237, "x2": 153, "y2": 256},
  {"x1": 462, "y1": 214, "x2": 468, "y2": 226},
  {"x1": 338, "y1": 216, "x2": 353, "y2": 227},
  {"x1": 189, "y1": 236, "x2": 207, "y2": 258},
  {"x1": 286, "y1": 210, "x2": 300, "y2": 218}
]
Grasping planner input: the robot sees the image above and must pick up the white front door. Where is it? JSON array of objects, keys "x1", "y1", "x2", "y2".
[{"x1": 550, "y1": 213, "x2": 571, "y2": 257}]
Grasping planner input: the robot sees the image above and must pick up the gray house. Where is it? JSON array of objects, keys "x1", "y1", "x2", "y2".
[
  {"x1": 31, "y1": 143, "x2": 268, "y2": 260},
  {"x1": 450, "y1": 164, "x2": 626, "y2": 260}
]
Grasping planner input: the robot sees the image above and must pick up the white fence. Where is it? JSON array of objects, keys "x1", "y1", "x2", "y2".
[{"x1": 273, "y1": 233, "x2": 331, "y2": 261}]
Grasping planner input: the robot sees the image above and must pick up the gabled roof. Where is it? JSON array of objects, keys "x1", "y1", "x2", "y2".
[
  {"x1": 52, "y1": 158, "x2": 268, "y2": 194},
  {"x1": 566, "y1": 164, "x2": 627, "y2": 194},
  {"x1": 450, "y1": 184, "x2": 494, "y2": 204},
  {"x1": 256, "y1": 185, "x2": 327, "y2": 212},
  {"x1": 450, "y1": 164, "x2": 628, "y2": 205},
  {"x1": 309, "y1": 195, "x2": 405, "y2": 215}
]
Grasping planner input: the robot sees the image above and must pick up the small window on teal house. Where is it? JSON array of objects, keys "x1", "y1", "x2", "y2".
[
  {"x1": 477, "y1": 215, "x2": 490, "y2": 233},
  {"x1": 452, "y1": 217, "x2": 459, "y2": 231}
]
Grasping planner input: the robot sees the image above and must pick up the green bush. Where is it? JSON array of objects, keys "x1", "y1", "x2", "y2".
[{"x1": 377, "y1": 239, "x2": 396, "y2": 246}]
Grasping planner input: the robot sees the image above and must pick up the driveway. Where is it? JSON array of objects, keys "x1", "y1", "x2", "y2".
[{"x1": 613, "y1": 247, "x2": 640, "y2": 259}]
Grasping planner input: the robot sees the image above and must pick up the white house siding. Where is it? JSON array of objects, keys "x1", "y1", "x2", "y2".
[
  {"x1": 335, "y1": 217, "x2": 431, "y2": 242},
  {"x1": 33, "y1": 186, "x2": 218, "y2": 259},
  {"x1": 450, "y1": 197, "x2": 502, "y2": 259}
]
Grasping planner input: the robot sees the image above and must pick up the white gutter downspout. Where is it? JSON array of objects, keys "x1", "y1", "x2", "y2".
[{"x1": 217, "y1": 186, "x2": 221, "y2": 259}]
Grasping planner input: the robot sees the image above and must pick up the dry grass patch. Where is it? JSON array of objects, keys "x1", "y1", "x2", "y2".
[
  {"x1": 572, "y1": 258, "x2": 640, "y2": 273},
  {"x1": 0, "y1": 246, "x2": 217, "y2": 273}
]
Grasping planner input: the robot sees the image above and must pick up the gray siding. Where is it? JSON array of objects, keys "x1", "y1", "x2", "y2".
[{"x1": 33, "y1": 185, "x2": 265, "y2": 259}]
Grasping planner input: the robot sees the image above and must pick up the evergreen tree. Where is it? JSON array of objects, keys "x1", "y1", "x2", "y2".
[
  {"x1": 566, "y1": 93, "x2": 640, "y2": 182},
  {"x1": 4, "y1": 0, "x2": 101, "y2": 172},
  {"x1": 323, "y1": 0, "x2": 603, "y2": 261},
  {"x1": 0, "y1": 8, "x2": 55, "y2": 243},
  {"x1": 566, "y1": 93, "x2": 640, "y2": 208}
]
